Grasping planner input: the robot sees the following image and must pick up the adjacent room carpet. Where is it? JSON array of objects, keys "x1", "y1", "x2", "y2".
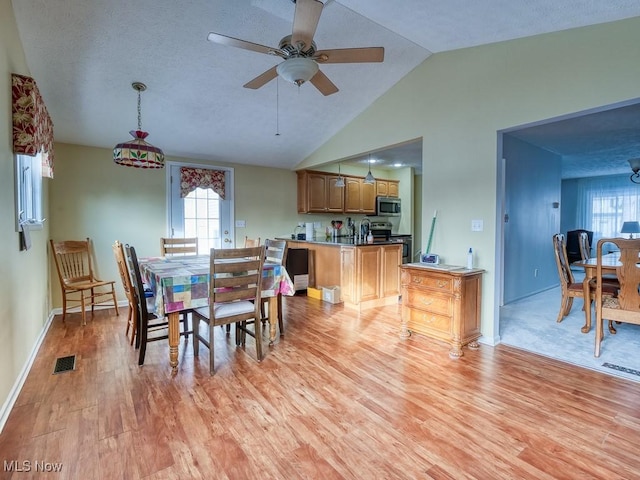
[{"x1": 499, "y1": 273, "x2": 640, "y2": 383}]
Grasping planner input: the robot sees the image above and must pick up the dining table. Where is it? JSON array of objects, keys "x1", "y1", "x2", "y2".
[
  {"x1": 138, "y1": 254, "x2": 295, "y2": 371},
  {"x1": 572, "y1": 252, "x2": 619, "y2": 333}
]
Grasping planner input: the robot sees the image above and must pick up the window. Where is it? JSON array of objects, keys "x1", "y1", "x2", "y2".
[
  {"x1": 575, "y1": 174, "x2": 640, "y2": 245},
  {"x1": 14, "y1": 153, "x2": 44, "y2": 231}
]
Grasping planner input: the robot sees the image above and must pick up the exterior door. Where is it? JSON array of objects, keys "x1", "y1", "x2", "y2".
[{"x1": 168, "y1": 163, "x2": 234, "y2": 252}]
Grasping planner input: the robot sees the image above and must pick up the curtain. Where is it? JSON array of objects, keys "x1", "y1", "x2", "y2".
[
  {"x1": 575, "y1": 174, "x2": 640, "y2": 245},
  {"x1": 11, "y1": 73, "x2": 54, "y2": 178},
  {"x1": 180, "y1": 167, "x2": 225, "y2": 199}
]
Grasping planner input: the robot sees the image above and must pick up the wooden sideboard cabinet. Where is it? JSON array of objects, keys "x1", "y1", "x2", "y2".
[{"x1": 400, "y1": 264, "x2": 483, "y2": 358}]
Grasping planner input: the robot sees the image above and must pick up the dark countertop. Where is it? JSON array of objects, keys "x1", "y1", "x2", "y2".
[{"x1": 278, "y1": 236, "x2": 404, "y2": 247}]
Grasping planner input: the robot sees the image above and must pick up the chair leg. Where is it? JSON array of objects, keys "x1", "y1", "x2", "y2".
[
  {"x1": 112, "y1": 285, "x2": 120, "y2": 316},
  {"x1": 192, "y1": 315, "x2": 200, "y2": 357},
  {"x1": 608, "y1": 320, "x2": 616, "y2": 334},
  {"x1": 556, "y1": 296, "x2": 571, "y2": 323},
  {"x1": 255, "y1": 317, "x2": 262, "y2": 362},
  {"x1": 61, "y1": 293, "x2": 68, "y2": 323},
  {"x1": 277, "y1": 294, "x2": 284, "y2": 336},
  {"x1": 181, "y1": 312, "x2": 189, "y2": 341},
  {"x1": 138, "y1": 315, "x2": 148, "y2": 366},
  {"x1": 80, "y1": 291, "x2": 87, "y2": 326},
  {"x1": 208, "y1": 319, "x2": 215, "y2": 375}
]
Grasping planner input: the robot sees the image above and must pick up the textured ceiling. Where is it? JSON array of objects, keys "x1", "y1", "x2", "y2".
[{"x1": 11, "y1": 0, "x2": 640, "y2": 176}]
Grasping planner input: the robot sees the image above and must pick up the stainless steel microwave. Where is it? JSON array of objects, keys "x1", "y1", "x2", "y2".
[{"x1": 376, "y1": 196, "x2": 401, "y2": 217}]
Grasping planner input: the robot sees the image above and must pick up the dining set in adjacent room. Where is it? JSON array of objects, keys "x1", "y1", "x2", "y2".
[{"x1": 552, "y1": 224, "x2": 640, "y2": 358}]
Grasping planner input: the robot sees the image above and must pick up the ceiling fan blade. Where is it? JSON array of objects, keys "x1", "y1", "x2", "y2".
[
  {"x1": 243, "y1": 66, "x2": 279, "y2": 90},
  {"x1": 309, "y1": 69, "x2": 339, "y2": 96},
  {"x1": 291, "y1": 0, "x2": 323, "y2": 51},
  {"x1": 314, "y1": 47, "x2": 385, "y2": 64},
  {"x1": 207, "y1": 32, "x2": 284, "y2": 57}
]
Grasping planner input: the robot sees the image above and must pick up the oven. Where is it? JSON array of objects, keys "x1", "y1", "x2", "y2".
[{"x1": 391, "y1": 234, "x2": 413, "y2": 264}]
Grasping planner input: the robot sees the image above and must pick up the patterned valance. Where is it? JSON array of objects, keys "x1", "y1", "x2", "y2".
[
  {"x1": 11, "y1": 73, "x2": 54, "y2": 178},
  {"x1": 180, "y1": 167, "x2": 226, "y2": 199}
]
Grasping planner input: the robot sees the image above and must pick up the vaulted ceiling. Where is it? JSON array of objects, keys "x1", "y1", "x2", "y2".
[{"x1": 11, "y1": 1, "x2": 640, "y2": 175}]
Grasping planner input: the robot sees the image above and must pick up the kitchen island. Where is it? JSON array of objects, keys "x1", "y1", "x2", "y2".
[{"x1": 282, "y1": 236, "x2": 402, "y2": 310}]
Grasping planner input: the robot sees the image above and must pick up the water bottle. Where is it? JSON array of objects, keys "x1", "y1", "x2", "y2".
[{"x1": 467, "y1": 247, "x2": 473, "y2": 269}]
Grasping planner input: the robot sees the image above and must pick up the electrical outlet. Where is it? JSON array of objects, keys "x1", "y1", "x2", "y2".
[{"x1": 534, "y1": 268, "x2": 538, "y2": 277}]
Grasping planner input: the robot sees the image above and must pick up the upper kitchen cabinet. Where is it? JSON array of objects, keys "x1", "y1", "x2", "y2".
[
  {"x1": 344, "y1": 177, "x2": 376, "y2": 214},
  {"x1": 297, "y1": 171, "x2": 344, "y2": 214},
  {"x1": 376, "y1": 180, "x2": 399, "y2": 198}
]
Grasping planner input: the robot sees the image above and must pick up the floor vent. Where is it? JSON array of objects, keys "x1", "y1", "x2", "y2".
[
  {"x1": 53, "y1": 355, "x2": 76, "y2": 374},
  {"x1": 602, "y1": 362, "x2": 640, "y2": 377}
]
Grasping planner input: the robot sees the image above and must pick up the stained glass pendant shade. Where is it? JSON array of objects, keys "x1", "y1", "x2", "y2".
[{"x1": 113, "y1": 82, "x2": 165, "y2": 169}]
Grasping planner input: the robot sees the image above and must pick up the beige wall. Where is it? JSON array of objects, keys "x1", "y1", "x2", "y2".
[
  {"x1": 49, "y1": 143, "x2": 301, "y2": 305},
  {"x1": 0, "y1": 0, "x2": 52, "y2": 422},
  {"x1": 297, "y1": 17, "x2": 640, "y2": 344}
]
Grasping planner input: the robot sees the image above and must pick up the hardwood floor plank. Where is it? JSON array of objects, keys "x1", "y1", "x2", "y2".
[{"x1": 2, "y1": 297, "x2": 640, "y2": 478}]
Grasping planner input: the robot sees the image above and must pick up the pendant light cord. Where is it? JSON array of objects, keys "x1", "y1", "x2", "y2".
[
  {"x1": 275, "y1": 78, "x2": 280, "y2": 136},
  {"x1": 137, "y1": 89, "x2": 142, "y2": 131}
]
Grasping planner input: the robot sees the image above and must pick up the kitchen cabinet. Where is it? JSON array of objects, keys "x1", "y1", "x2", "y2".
[
  {"x1": 285, "y1": 239, "x2": 401, "y2": 310},
  {"x1": 344, "y1": 177, "x2": 376, "y2": 214},
  {"x1": 376, "y1": 180, "x2": 399, "y2": 198},
  {"x1": 297, "y1": 171, "x2": 344, "y2": 214},
  {"x1": 340, "y1": 243, "x2": 401, "y2": 309},
  {"x1": 400, "y1": 264, "x2": 483, "y2": 358}
]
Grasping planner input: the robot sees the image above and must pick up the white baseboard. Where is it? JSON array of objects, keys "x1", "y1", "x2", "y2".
[
  {"x1": 50, "y1": 299, "x2": 130, "y2": 315},
  {"x1": 0, "y1": 310, "x2": 55, "y2": 434}
]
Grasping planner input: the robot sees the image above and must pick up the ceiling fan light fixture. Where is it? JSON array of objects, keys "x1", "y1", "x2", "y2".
[
  {"x1": 276, "y1": 57, "x2": 318, "y2": 86},
  {"x1": 113, "y1": 82, "x2": 164, "y2": 169}
]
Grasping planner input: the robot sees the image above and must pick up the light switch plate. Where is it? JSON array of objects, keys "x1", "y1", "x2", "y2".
[
  {"x1": 235, "y1": 220, "x2": 246, "y2": 228},
  {"x1": 471, "y1": 219, "x2": 483, "y2": 232}
]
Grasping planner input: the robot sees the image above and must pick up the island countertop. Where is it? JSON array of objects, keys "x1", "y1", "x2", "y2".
[{"x1": 278, "y1": 236, "x2": 403, "y2": 247}]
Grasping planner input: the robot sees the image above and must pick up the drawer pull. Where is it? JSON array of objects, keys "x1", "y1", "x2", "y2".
[
  {"x1": 436, "y1": 280, "x2": 448, "y2": 288},
  {"x1": 412, "y1": 276, "x2": 423, "y2": 284},
  {"x1": 421, "y1": 313, "x2": 436, "y2": 324},
  {"x1": 420, "y1": 298, "x2": 434, "y2": 306}
]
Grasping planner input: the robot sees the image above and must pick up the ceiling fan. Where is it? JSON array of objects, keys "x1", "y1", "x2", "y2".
[{"x1": 207, "y1": 0, "x2": 384, "y2": 96}]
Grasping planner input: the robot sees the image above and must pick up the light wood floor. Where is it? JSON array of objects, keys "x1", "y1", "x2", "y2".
[{"x1": 2, "y1": 296, "x2": 640, "y2": 479}]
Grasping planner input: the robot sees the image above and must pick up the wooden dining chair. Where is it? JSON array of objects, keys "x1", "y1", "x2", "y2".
[
  {"x1": 594, "y1": 238, "x2": 640, "y2": 357},
  {"x1": 160, "y1": 237, "x2": 198, "y2": 256},
  {"x1": 244, "y1": 236, "x2": 261, "y2": 248},
  {"x1": 112, "y1": 240, "x2": 137, "y2": 345},
  {"x1": 124, "y1": 244, "x2": 191, "y2": 365},
  {"x1": 552, "y1": 233, "x2": 616, "y2": 327},
  {"x1": 261, "y1": 239, "x2": 289, "y2": 335},
  {"x1": 192, "y1": 246, "x2": 266, "y2": 375},
  {"x1": 578, "y1": 231, "x2": 591, "y2": 262},
  {"x1": 50, "y1": 237, "x2": 119, "y2": 325}
]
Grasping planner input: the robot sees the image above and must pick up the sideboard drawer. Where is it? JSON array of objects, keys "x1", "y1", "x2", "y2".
[
  {"x1": 407, "y1": 309, "x2": 451, "y2": 336},
  {"x1": 405, "y1": 289, "x2": 452, "y2": 316},
  {"x1": 405, "y1": 272, "x2": 453, "y2": 293}
]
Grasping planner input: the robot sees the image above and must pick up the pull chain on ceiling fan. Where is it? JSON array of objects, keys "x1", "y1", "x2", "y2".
[{"x1": 206, "y1": 0, "x2": 384, "y2": 96}]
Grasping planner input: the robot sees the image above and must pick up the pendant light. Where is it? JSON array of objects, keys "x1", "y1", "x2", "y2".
[
  {"x1": 113, "y1": 82, "x2": 165, "y2": 169},
  {"x1": 335, "y1": 163, "x2": 345, "y2": 187},
  {"x1": 364, "y1": 155, "x2": 375, "y2": 184}
]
